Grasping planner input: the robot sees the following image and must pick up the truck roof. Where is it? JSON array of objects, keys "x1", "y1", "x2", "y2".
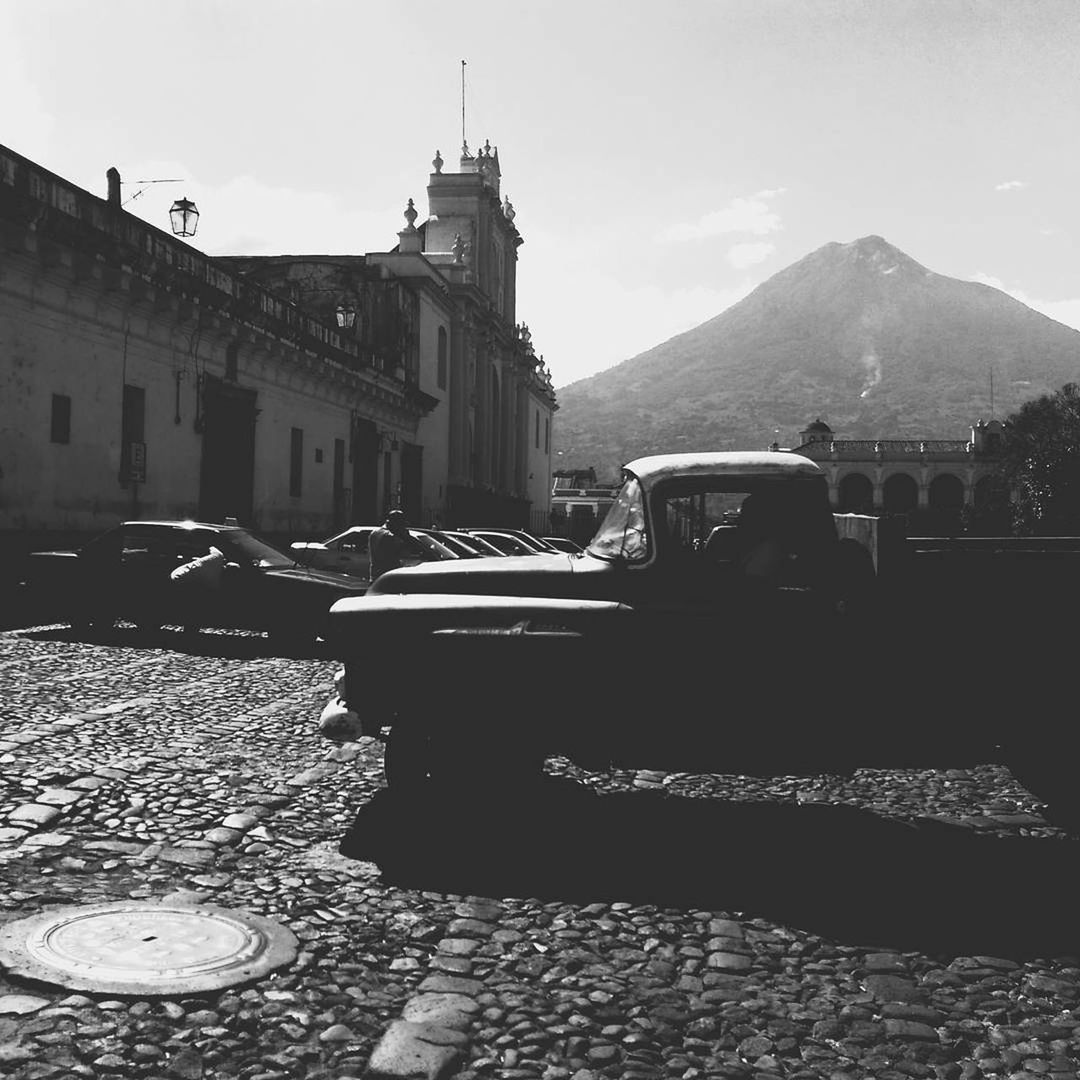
[{"x1": 623, "y1": 451, "x2": 823, "y2": 485}]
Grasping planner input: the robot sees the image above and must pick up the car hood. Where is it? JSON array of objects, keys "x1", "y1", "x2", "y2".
[
  {"x1": 262, "y1": 566, "x2": 369, "y2": 591},
  {"x1": 367, "y1": 552, "x2": 616, "y2": 600}
]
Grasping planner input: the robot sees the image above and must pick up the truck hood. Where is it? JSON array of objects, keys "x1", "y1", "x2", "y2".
[{"x1": 367, "y1": 552, "x2": 616, "y2": 600}]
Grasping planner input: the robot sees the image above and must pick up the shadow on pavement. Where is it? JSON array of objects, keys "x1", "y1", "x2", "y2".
[
  {"x1": 341, "y1": 778, "x2": 1080, "y2": 960},
  {"x1": 13, "y1": 623, "x2": 330, "y2": 661}
]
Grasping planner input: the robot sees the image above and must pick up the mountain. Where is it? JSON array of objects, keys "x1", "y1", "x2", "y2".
[{"x1": 553, "y1": 236, "x2": 1080, "y2": 480}]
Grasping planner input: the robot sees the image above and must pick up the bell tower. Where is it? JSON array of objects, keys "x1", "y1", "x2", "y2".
[{"x1": 423, "y1": 140, "x2": 522, "y2": 324}]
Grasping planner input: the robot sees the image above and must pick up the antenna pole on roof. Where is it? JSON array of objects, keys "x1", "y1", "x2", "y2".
[
  {"x1": 990, "y1": 366, "x2": 995, "y2": 418},
  {"x1": 461, "y1": 60, "x2": 467, "y2": 150}
]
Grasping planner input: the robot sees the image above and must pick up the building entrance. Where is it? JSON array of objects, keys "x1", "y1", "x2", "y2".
[{"x1": 198, "y1": 376, "x2": 256, "y2": 526}]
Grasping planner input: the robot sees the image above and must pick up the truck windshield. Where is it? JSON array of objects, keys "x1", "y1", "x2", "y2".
[{"x1": 587, "y1": 476, "x2": 649, "y2": 562}]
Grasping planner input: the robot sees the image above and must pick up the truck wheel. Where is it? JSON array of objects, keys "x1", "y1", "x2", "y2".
[
  {"x1": 384, "y1": 716, "x2": 435, "y2": 792},
  {"x1": 1009, "y1": 754, "x2": 1080, "y2": 834},
  {"x1": 384, "y1": 718, "x2": 546, "y2": 797}
]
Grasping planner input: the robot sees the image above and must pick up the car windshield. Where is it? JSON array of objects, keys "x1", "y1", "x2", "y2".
[
  {"x1": 454, "y1": 533, "x2": 505, "y2": 556},
  {"x1": 479, "y1": 533, "x2": 536, "y2": 556},
  {"x1": 411, "y1": 532, "x2": 455, "y2": 559},
  {"x1": 220, "y1": 529, "x2": 297, "y2": 569},
  {"x1": 587, "y1": 475, "x2": 649, "y2": 561},
  {"x1": 432, "y1": 533, "x2": 480, "y2": 558}
]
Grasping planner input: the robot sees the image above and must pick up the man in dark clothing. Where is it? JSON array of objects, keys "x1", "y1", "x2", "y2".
[{"x1": 369, "y1": 509, "x2": 409, "y2": 581}]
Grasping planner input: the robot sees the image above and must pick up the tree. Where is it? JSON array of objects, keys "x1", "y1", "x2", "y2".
[{"x1": 1002, "y1": 383, "x2": 1080, "y2": 535}]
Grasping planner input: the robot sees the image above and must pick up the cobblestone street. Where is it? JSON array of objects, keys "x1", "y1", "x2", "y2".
[{"x1": 1, "y1": 624, "x2": 1079, "y2": 1080}]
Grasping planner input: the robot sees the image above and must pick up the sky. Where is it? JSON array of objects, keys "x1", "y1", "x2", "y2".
[{"x1": 3, "y1": 0, "x2": 1079, "y2": 389}]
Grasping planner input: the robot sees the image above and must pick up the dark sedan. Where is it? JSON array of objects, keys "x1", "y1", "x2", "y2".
[{"x1": 21, "y1": 520, "x2": 368, "y2": 642}]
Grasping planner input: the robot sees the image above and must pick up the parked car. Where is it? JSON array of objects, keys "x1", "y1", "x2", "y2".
[
  {"x1": 439, "y1": 530, "x2": 509, "y2": 558},
  {"x1": 21, "y1": 520, "x2": 368, "y2": 641},
  {"x1": 459, "y1": 528, "x2": 558, "y2": 557},
  {"x1": 477, "y1": 528, "x2": 561, "y2": 554},
  {"x1": 290, "y1": 525, "x2": 458, "y2": 580},
  {"x1": 412, "y1": 528, "x2": 502, "y2": 560},
  {"x1": 541, "y1": 536, "x2": 585, "y2": 554}
]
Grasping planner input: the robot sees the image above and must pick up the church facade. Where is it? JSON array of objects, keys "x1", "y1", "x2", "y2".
[{"x1": 224, "y1": 141, "x2": 557, "y2": 531}]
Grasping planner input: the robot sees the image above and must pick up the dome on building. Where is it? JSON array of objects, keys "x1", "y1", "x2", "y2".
[{"x1": 805, "y1": 418, "x2": 833, "y2": 434}]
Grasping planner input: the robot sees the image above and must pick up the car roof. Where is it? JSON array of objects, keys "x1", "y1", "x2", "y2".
[
  {"x1": 121, "y1": 520, "x2": 241, "y2": 530},
  {"x1": 622, "y1": 451, "x2": 824, "y2": 485}
]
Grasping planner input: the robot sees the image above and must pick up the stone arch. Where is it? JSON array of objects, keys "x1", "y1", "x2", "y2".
[
  {"x1": 838, "y1": 472, "x2": 874, "y2": 513},
  {"x1": 883, "y1": 472, "x2": 918, "y2": 514},
  {"x1": 928, "y1": 473, "x2": 964, "y2": 511}
]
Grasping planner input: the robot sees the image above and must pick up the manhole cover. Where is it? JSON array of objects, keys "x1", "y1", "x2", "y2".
[{"x1": 0, "y1": 902, "x2": 299, "y2": 994}]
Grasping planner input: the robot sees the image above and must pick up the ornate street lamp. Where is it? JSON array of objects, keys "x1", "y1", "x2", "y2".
[
  {"x1": 335, "y1": 306, "x2": 356, "y2": 329},
  {"x1": 168, "y1": 196, "x2": 200, "y2": 237}
]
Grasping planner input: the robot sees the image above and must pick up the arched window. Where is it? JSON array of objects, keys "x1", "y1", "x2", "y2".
[
  {"x1": 928, "y1": 473, "x2": 964, "y2": 510},
  {"x1": 883, "y1": 473, "x2": 918, "y2": 514},
  {"x1": 838, "y1": 472, "x2": 873, "y2": 513}
]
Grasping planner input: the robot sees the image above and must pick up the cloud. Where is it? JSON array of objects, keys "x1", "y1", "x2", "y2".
[
  {"x1": 727, "y1": 242, "x2": 775, "y2": 269},
  {"x1": 657, "y1": 188, "x2": 786, "y2": 244},
  {"x1": 969, "y1": 272, "x2": 1080, "y2": 332},
  {"x1": 994, "y1": 180, "x2": 1028, "y2": 192}
]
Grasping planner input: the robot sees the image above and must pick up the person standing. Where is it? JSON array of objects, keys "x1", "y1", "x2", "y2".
[{"x1": 369, "y1": 509, "x2": 409, "y2": 581}]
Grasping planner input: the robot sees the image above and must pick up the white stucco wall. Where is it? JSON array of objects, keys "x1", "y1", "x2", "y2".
[{"x1": 1, "y1": 253, "x2": 399, "y2": 539}]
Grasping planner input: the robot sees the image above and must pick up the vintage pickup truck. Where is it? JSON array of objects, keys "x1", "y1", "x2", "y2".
[{"x1": 319, "y1": 451, "x2": 1075, "y2": 828}]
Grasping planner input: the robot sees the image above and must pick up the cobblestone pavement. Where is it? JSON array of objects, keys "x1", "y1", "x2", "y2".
[{"x1": 1, "y1": 623, "x2": 1080, "y2": 1080}]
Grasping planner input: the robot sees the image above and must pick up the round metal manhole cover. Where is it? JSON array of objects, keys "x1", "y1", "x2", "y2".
[{"x1": 0, "y1": 902, "x2": 299, "y2": 994}]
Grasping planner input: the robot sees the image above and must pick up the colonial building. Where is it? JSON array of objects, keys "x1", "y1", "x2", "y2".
[
  {"x1": 222, "y1": 141, "x2": 558, "y2": 530},
  {"x1": 0, "y1": 138, "x2": 556, "y2": 555},
  {"x1": 789, "y1": 418, "x2": 1010, "y2": 532}
]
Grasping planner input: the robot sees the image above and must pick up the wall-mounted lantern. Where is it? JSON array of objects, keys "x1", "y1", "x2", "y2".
[
  {"x1": 169, "y1": 197, "x2": 200, "y2": 237},
  {"x1": 336, "y1": 306, "x2": 357, "y2": 329}
]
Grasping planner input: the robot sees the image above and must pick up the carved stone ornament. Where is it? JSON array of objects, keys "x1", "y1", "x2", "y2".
[
  {"x1": 452, "y1": 233, "x2": 466, "y2": 263},
  {"x1": 404, "y1": 198, "x2": 418, "y2": 229},
  {"x1": 432, "y1": 150, "x2": 443, "y2": 174},
  {"x1": 502, "y1": 196, "x2": 516, "y2": 221}
]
